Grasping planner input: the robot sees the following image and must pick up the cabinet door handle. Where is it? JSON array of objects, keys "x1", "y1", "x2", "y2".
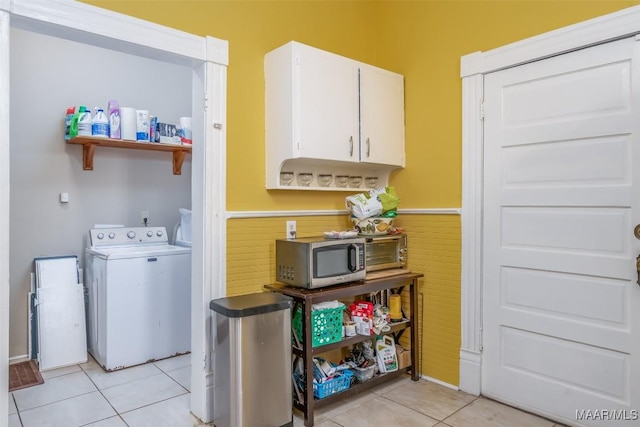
[
  {"x1": 366, "y1": 137, "x2": 370, "y2": 157},
  {"x1": 349, "y1": 136, "x2": 353, "y2": 157}
]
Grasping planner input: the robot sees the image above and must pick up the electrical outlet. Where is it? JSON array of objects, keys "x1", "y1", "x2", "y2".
[
  {"x1": 141, "y1": 210, "x2": 150, "y2": 225},
  {"x1": 286, "y1": 220, "x2": 296, "y2": 239}
]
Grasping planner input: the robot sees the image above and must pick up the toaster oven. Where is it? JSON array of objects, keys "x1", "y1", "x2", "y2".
[{"x1": 364, "y1": 234, "x2": 407, "y2": 272}]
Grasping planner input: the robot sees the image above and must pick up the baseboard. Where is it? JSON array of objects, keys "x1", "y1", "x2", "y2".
[
  {"x1": 459, "y1": 348, "x2": 482, "y2": 395},
  {"x1": 191, "y1": 372, "x2": 215, "y2": 423},
  {"x1": 9, "y1": 354, "x2": 30, "y2": 364},
  {"x1": 420, "y1": 374, "x2": 459, "y2": 391}
]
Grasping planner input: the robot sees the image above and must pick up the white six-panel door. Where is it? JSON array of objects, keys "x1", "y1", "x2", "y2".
[{"x1": 483, "y1": 36, "x2": 640, "y2": 426}]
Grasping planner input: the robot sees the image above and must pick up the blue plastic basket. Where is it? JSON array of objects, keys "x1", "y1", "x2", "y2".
[{"x1": 294, "y1": 370, "x2": 353, "y2": 399}]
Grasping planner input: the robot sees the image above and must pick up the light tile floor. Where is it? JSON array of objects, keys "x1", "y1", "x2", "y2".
[{"x1": 8, "y1": 355, "x2": 567, "y2": 427}]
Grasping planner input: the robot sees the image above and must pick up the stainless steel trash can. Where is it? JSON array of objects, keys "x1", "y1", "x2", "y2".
[{"x1": 210, "y1": 292, "x2": 293, "y2": 427}]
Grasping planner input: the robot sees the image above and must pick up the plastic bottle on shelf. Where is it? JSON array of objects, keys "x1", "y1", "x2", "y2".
[
  {"x1": 69, "y1": 105, "x2": 86, "y2": 139},
  {"x1": 149, "y1": 115, "x2": 157, "y2": 142},
  {"x1": 136, "y1": 109, "x2": 150, "y2": 141},
  {"x1": 108, "y1": 99, "x2": 120, "y2": 139},
  {"x1": 91, "y1": 108, "x2": 109, "y2": 138},
  {"x1": 77, "y1": 108, "x2": 92, "y2": 136},
  {"x1": 64, "y1": 107, "x2": 75, "y2": 140}
]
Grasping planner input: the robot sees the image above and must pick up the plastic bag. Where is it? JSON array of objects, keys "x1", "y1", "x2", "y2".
[
  {"x1": 345, "y1": 193, "x2": 383, "y2": 220},
  {"x1": 371, "y1": 186, "x2": 400, "y2": 213},
  {"x1": 346, "y1": 187, "x2": 400, "y2": 220}
]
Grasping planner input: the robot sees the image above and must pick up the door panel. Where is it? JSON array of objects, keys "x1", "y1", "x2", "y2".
[
  {"x1": 500, "y1": 328, "x2": 629, "y2": 401},
  {"x1": 483, "y1": 36, "x2": 640, "y2": 426},
  {"x1": 501, "y1": 267, "x2": 627, "y2": 326},
  {"x1": 501, "y1": 207, "x2": 629, "y2": 254},
  {"x1": 297, "y1": 45, "x2": 359, "y2": 162},
  {"x1": 501, "y1": 61, "x2": 631, "y2": 126},
  {"x1": 360, "y1": 65, "x2": 405, "y2": 166},
  {"x1": 502, "y1": 136, "x2": 631, "y2": 187}
]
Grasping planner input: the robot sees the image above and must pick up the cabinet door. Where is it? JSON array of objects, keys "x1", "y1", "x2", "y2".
[
  {"x1": 295, "y1": 45, "x2": 359, "y2": 162},
  {"x1": 360, "y1": 66, "x2": 405, "y2": 167}
]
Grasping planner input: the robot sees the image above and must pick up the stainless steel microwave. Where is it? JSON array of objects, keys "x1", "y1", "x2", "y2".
[
  {"x1": 275, "y1": 236, "x2": 366, "y2": 289},
  {"x1": 364, "y1": 234, "x2": 407, "y2": 272}
]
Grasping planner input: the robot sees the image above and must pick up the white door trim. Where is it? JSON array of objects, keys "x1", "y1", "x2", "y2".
[
  {"x1": 189, "y1": 37, "x2": 228, "y2": 422},
  {"x1": 0, "y1": 8, "x2": 10, "y2": 423},
  {"x1": 0, "y1": 0, "x2": 228, "y2": 423},
  {"x1": 460, "y1": 70, "x2": 484, "y2": 395},
  {"x1": 460, "y1": 4, "x2": 640, "y2": 395}
]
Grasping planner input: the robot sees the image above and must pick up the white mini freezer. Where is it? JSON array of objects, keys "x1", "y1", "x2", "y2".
[{"x1": 85, "y1": 226, "x2": 191, "y2": 371}]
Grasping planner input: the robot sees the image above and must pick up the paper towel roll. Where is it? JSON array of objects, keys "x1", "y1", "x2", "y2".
[
  {"x1": 120, "y1": 107, "x2": 137, "y2": 141},
  {"x1": 179, "y1": 116, "x2": 192, "y2": 145}
]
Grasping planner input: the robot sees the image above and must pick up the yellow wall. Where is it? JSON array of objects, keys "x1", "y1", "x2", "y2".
[
  {"x1": 83, "y1": 0, "x2": 639, "y2": 385},
  {"x1": 227, "y1": 216, "x2": 351, "y2": 296}
]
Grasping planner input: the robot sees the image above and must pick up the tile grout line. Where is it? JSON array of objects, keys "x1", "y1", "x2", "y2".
[
  {"x1": 373, "y1": 380, "x2": 481, "y2": 424},
  {"x1": 80, "y1": 357, "x2": 191, "y2": 425},
  {"x1": 14, "y1": 357, "x2": 190, "y2": 427},
  {"x1": 361, "y1": 393, "x2": 444, "y2": 424},
  {"x1": 84, "y1": 368, "x2": 190, "y2": 418},
  {"x1": 79, "y1": 365, "x2": 129, "y2": 427},
  {"x1": 78, "y1": 360, "x2": 190, "y2": 426},
  {"x1": 163, "y1": 368, "x2": 191, "y2": 394},
  {"x1": 11, "y1": 393, "x2": 26, "y2": 427},
  {"x1": 12, "y1": 370, "x2": 98, "y2": 415},
  {"x1": 116, "y1": 390, "x2": 190, "y2": 416},
  {"x1": 439, "y1": 395, "x2": 480, "y2": 424}
]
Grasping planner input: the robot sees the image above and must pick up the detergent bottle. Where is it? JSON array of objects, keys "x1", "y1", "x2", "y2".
[
  {"x1": 91, "y1": 108, "x2": 109, "y2": 138},
  {"x1": 108, "y1": 99, "x2": 120, "y2": 139},
  {"x1": 64, "y1": 107, "x2": 75, "y2": 140},
  {"x1": 77, "y1": 108, "x2": 92, "y2": 136},
  {"x1": 69, "y1": 105, "x2": 86, "y2": 139}
]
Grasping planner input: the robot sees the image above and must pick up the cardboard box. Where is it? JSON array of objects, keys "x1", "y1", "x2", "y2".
[
  {"x1": 396, "y1": 345, "x2": 411, "y2": 369},
  {"x1": 157, "y1": 122, "x2": 181, "y2": 144}
]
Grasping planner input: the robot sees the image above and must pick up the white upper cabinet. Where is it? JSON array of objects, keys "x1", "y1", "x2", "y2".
[
  {"x1": 265, "y1": 41, "x2": 405, "y2": 190},
  {"x1": 360, "y1": 65, "x2": 406, "y2": 167},
  {"x1": 296, "y1": 45, "x2": 360, "y2": 162}
]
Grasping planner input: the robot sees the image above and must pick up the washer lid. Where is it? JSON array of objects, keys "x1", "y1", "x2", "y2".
[
  {"x1": 86, "y1": 244, "x2": 191, "y2": 259},
  {"x1": 175, "y1": 239, "x2": 191, "y2": 248}
]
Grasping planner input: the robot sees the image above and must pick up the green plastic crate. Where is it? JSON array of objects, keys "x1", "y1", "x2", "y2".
[{"x1": 292, "y1": 303, "x2": 344, "y2": 347}]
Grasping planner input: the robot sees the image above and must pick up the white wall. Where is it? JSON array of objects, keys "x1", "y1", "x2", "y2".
[{"x1": 9, "y1": 28, "x2": 193, "y2": 358}]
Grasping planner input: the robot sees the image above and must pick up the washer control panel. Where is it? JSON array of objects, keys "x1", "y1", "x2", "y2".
[{"x1": 89, "y1": 226, "x2": 168, "y2": 247}]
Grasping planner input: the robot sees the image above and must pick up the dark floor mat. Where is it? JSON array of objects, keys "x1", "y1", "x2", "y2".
[{"x1": 9, "y1": 360, "x2": 44, "y2": 392}]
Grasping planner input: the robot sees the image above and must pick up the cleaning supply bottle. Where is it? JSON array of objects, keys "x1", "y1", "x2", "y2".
[
  {"x1": 69, "y1": 105, "x2": 86, "y2": 139},
  {"x1": 91, "y1": 108, "x2": 109, "y2": 138},
  {"x1": 77, "y1": 108, "x2": 92, "y2": 136},
  {"x1": 108, "y1": 99, "x2": 120, "y2": 139},
  {"x1": 64, "y1": 107, "x2": 75, "y2": 140}
]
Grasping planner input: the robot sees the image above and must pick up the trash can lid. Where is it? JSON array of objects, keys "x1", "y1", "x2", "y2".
[{"x1": 210, "y1": 292, "x2": 292, "y2": 318}]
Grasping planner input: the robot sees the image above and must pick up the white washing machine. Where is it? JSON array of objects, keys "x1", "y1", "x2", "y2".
[{"x1": 85, "y1": 226, "x2": 191, "y2": 371}]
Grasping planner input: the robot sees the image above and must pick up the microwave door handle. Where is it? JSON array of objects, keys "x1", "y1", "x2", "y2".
[{"x1": 348, "y1": 244, "x2": 357, "y2": 272}]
